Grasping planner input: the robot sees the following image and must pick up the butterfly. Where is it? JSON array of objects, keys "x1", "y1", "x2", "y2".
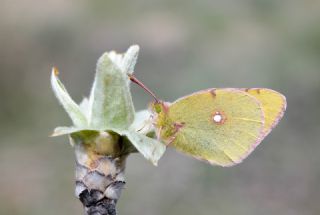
[{"x1": 129, "y1": 75, "x2": 286, "y2": 167}]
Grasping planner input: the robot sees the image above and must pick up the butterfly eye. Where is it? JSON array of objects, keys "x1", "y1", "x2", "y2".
[{"x1": 212, "y1": 111, "x2": 226, "y2": 125}]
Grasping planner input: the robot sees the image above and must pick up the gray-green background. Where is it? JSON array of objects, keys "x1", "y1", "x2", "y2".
[{"x1": 1, "y1": 1, "x2": 319, "y2": 214}]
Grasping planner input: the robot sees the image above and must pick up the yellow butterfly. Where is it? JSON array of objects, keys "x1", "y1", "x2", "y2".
[{"x1": 130, "y1": 75, "x2": 286, "y2": 167}]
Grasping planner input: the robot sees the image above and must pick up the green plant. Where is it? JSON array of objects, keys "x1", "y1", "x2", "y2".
[{"x1": 51, "y1": 45, "x2": 166, "y2": 215}]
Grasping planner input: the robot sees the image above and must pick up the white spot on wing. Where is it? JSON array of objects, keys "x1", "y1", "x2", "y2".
[
  {"x1": 213, "y1": 113, "x2": 222, "y2": 123},
  {"x1": 213, "y1": 114, "x2": 222, "y2": 123}
]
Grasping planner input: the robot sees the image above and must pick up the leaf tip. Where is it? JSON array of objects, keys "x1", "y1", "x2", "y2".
[
  {"x1": 52, "y1": 67, "x2": 59, "y2": 76},
  {"x1": 129, "y1": 44, "x2": 140, "y2": 53},
  {"x1": 50, "y1": 129, "x2": 61, "y2": 137},
  {"x1": 49, "y1": 132, "x2": 58, "y2": 137}
]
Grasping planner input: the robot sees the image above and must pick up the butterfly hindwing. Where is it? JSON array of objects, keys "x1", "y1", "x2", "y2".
[{"x1": 154, "y1": 88, "x2": 265, "y2": 167}]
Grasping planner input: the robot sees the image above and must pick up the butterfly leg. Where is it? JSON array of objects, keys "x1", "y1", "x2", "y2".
[{"x1": 164, "y1": 122, "x2": 185, "y2": 147}]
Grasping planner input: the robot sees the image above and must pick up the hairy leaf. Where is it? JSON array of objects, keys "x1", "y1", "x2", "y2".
[
  {"x1": 130, "y1": 110, "x2": 155, "y2": 135},
  {"x1": 88, "y1": 49, "x2": 137, "y2": 129},
  {"x1": 122, "y1": 130, "x2": 166, "y2": 165},
  {"x1": 51, "y1": 68, "x2": 87, "y2": 127}
]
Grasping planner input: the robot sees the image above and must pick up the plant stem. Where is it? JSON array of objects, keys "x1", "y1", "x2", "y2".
[{"x1": 72, "y1": 133, "x2": 128, "y2": 215}]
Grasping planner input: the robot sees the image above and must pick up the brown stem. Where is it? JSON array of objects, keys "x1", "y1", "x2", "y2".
[
  {"x1": 79, "y1": 189, "x2": 118, "y2": 215},
  {"x1": 71, "y1": 132, "x2": 129, "y2": 215}
]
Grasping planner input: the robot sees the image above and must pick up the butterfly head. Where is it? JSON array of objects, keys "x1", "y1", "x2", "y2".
[{"x1": 151, "y1": 101, "x2": 169, "y2": 115}]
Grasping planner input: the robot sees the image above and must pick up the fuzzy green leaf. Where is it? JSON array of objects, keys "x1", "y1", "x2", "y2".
[
  {"x1": 122, "y1": 130, "x2": 166, "y2": 165},
  {"x1": 51, "y1": 126, "x2": 85, "y2": 137},
  {"x1": 51, "y1": 68, "x2": 87, "y2": 127},
  {"x1": 88, "y1": 48, "x2": 138, "y2": 130},
  {"x1": 130, "y1": 110, "x2": 155, "y2": 135},
  {"x1": 79, "y1": 97, "x2": 90, "y2": 120},
  {"x1": 121, "y1": 45, "x2": 139, "y2": 77}
]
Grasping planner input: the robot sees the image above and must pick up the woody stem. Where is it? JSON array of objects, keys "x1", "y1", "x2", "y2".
[{"x1": 72, "y1": 134, "x2": 128, "y2": 215}]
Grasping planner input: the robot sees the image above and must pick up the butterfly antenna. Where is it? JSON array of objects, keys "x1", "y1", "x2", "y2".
[{"x1": 128, "y1": 73, "x2": 159, "y2": 102}]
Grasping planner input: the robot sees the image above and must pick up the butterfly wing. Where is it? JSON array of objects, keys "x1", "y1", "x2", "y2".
[
  {"x1": 242, "y1": 88, "x2": 286, "y2": 137},
  {"x1": 156, "y1": 88, "x2": 265, "y2": 167}
]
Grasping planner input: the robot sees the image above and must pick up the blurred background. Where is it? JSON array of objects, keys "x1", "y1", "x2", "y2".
[{"x1": 1, "y1": 0, "x2": 320, "y2": 214}]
